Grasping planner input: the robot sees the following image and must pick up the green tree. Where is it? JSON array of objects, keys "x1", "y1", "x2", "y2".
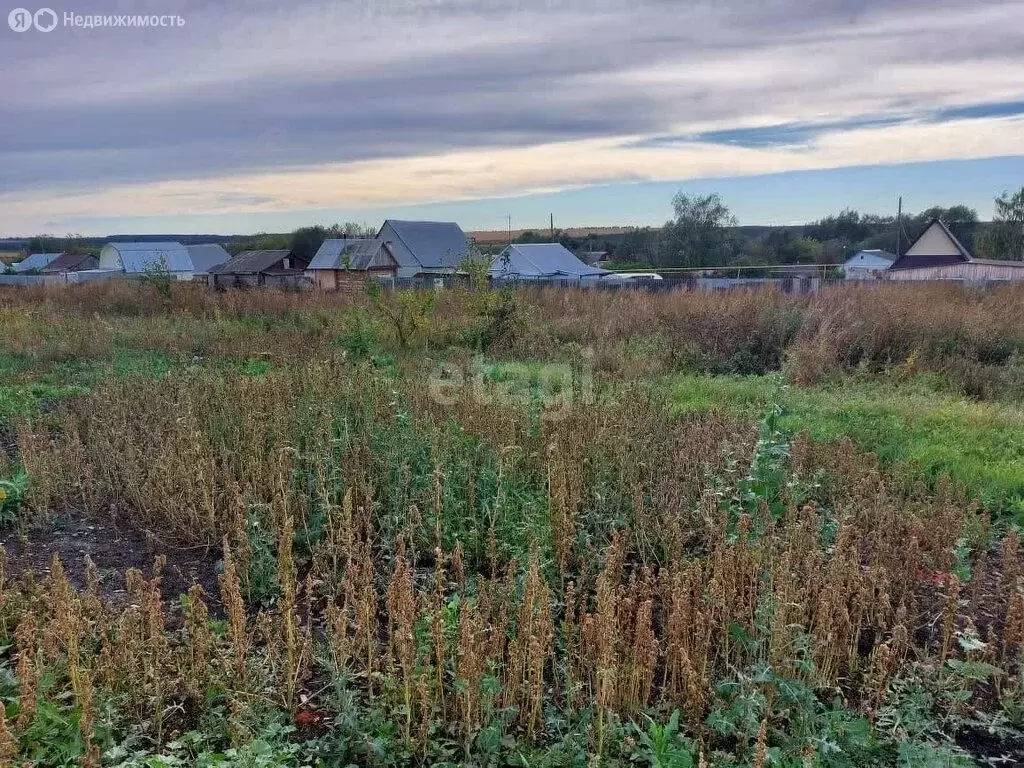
[
  {"x1": 290, "y1": 225, "x2": 328, "y2": 263},
  {"x1": 228, "y1": 232, "x2": 291, "y2": 255},
  {"x1": 364, "y1": 281, "x2": 438, "y2": 348},
  {"x1": 658, "y1": 193, "x2": 738, "y2": 267},
  {"x1": 762, "y1": 228, "x2": 825, "y2": 264},
  {"x1": 140, "y1": 255, "x2": 173, "y2": 304},
  {"x1": 804, "y1": 209, "x2": 872, "y2": 245},
  {"x1": 322, "y1": 221, "x2": 377, "y2": 239},
  {"x1": 978, "y1": 187, "x2": 1024, "y2": 261},
  {"x1": 26, "y1": 234, "x2": 55, "y2": 254}
]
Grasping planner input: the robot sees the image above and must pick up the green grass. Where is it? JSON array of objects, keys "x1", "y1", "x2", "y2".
[{"x1": 672, "y1": 374, "x2": 1024, "y2": 513}]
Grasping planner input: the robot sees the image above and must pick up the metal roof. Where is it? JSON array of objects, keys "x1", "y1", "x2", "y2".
[
  {"x1": 379, "y1": 220, "x2": 469, "y2": 270},
  {"x1": 210, "y1": 250, "x2": 296, "y2": 275},
  {"x1": 11, "y1": 252, "x2": 62, "y2": 272},
  {"x1": 42, "y1": 252, "x2": 96, "y2": 272},
  {"x1": 845, "y1": 250, "x2": 895, "y2": 267},
  {"x1": 490, "y1": 243, "x2": 612, "y2": 279},
  {"x1": 185, "y1": 244, "x2": 230, "y2": 274},
  {"x1": 308, "y1": 238, "x2": 397, "y2": 270},
  {"x1": 103, "y1": 241, "x2": 193, "y2": 273}
]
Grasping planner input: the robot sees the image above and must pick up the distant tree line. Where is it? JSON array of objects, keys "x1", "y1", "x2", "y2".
[
  {"x1": 524, "y1": 186, "x2": 1024, "y2": 269},
  {"x1": 226, "y1": 222, "x2": 377, "y2": 261},
  {"x1": 24, "y1": 233, "x2": 97, "y2": 256}
]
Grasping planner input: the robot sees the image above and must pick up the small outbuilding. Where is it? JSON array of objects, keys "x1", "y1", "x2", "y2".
[
  {"x1": 490, "y1": 243, "x2": 618, "y2": 283},
  {"x1": 844, "y1": 249, "x2": 895, "y2": 280},
  {"x1": 208, "y1": 250, "x2": 310, "y2": 289},
  {"x1": 306, "y1": 238, "x2": 398, "y2": 290},
  {"x1": 99, "y1": 241, "x2": 195, "y2": 280}
]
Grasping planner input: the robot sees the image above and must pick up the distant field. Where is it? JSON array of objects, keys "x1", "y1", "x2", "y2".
[{"x1": 468, "y1": 225, "x2": 633, "y2": 243}]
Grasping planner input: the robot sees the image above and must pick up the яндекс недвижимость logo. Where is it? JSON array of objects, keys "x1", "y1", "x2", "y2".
[
  {"x1": 8, "y1": 7, "x2": 56, "y2": 31},
  {"x1": 8, "y1": 7, "x2": 183, "y2": 31}
]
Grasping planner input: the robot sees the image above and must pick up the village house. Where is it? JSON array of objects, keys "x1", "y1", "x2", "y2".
[
  {"x1": 581, "y1": 250, "x2": 611, "y2": 266},
  {"x1": 887, "y1": 218, "x2": 1024, "y2": 282},
  {"x1": 376, "y1": 220, "x2": 470, "y2": 279},
  {"x1": 306, "y1": 238, "x2": 398, "y2": 290},
  {"x1": 208, "y1": 250, "x2": 310, "y2": 289},
  {"x1": 843, "y1": 249, "x2": 895, "y2": 279},
  {"x1": 490, "y1": 243, "x2": 618, "y2": 283}
]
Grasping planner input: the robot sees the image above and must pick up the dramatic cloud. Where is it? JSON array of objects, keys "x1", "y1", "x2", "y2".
[{"x1": 1, "y1": 0, "x2": 1023, "y2": 233}]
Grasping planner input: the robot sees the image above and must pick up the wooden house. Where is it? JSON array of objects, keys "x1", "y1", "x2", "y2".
[
  {"x1": 208, "y1": 250, "x2": 310, "y2": 289},
  {"x1": 306, "y1": 238, "x2": 398, "y2": 290}
]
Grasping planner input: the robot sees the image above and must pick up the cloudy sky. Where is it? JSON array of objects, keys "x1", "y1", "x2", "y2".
[{"x1": 2, "y1": 0, "x2": 1023, "y2": 236}]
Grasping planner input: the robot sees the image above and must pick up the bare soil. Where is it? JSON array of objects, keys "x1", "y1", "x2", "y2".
[{"x1": 0, "y1": 511, "x2": 222, "y2": 608}]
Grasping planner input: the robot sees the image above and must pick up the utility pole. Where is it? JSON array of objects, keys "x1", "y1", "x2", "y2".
[
  {"x1": 507, "y1": 215, "x2": 512, "y2": 246},
  {"x1": 896, "y1": 196, "x2": 903, "y2": 257},
  {"x1": 550, "y1": 213, "x2": 554, "y2": 241}
]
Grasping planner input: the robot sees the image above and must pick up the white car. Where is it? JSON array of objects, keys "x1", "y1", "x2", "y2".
[{"x1": 619, "y1": 272, "x2": 663, "y2": 281}]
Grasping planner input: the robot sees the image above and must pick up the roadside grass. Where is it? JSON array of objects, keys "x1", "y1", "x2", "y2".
[{"x1": 672, "y1": 373, "x2": 1024, "y2": 513}]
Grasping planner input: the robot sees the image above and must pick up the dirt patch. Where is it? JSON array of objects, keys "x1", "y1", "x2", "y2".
[
  {"x1": 0, "y1": 511, "x2": 222, "y2": 608},
  {"x1": 0, "y1": 425, "x2": 17, "y2": 463}
]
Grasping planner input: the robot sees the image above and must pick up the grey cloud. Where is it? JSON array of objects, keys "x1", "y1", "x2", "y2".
[{"x1": 1, "y1": 0, "x2": 1021, "y2": 195}]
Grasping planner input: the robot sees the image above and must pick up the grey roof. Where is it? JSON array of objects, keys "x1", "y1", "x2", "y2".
[
  {"x1": 379, "y1": 220, "x2": 469, "y2": 270},
  {"x1": 43, "y1": 252, "x2": 97, "y2": 272},
  {"x1": 210, "y1": 250, "x2": 295, "y2": 275},
  {"x1": 12, "y1": 252, "x2": 62, "y2": 272},
  {"x1": 491, "y1": 243, "x2": 612, "y2": 279},
  {"x1": 308, "y1": 238, "x2": 397, "y2": 270},
  {"x1": 103, "y1": 241, "x2": 192, "y2": 273},
  {"x1": 185, "y1": 244, "x2": 231, "y2": 274}
]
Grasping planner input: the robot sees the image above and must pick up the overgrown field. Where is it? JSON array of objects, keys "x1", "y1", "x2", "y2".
[{"x1": 0, "y1": 281, "x2": 1023, "y2": 766}]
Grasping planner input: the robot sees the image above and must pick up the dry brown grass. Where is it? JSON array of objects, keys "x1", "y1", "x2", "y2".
[{"x1": 0, "y1": 281, "x2": 1022, "y2": 761}]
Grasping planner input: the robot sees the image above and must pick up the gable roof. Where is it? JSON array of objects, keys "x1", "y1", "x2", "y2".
[
  {"x1": 379, "y1": 220, "x2": 469, "y2": 270},
  {"x1": 308, "y1": 238, "x2": 398, "y2": 270},
  {"x1": 491, "y1": 243, "x2": 612, "y2": 279},
  {"x1": 185, "y1": 244, "x2": 231, "y2": 274},
  {"x1": 102, "y1": 241, "x2": 193, "y2": 273},
  {"x1": 12, "y1": 252, "x2": 62, "y2": 272},
  {"x1": 43, "y1": 252, "x2": 97, "y2": 272},
  {"x1": 210, "y1": 250, "x2": 299, "y2": 275},
  {"x1": 890, "y1": 219, "x2": 972, "y2": 271}
]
